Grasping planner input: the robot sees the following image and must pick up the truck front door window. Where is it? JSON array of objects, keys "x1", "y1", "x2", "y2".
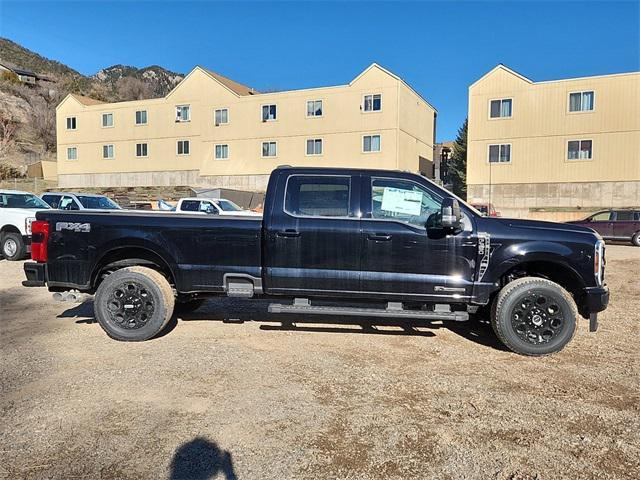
[
  {"x1": 285, "y1": 175, "x2": 350, "y2": 218},
  {"x1": 371, "y1": 178, "x2": 441, "y2": 228}
]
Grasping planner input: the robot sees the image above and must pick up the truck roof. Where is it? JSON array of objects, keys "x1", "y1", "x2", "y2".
[
  {"x1": 0, "y1": 189, "x2": 33, "y2": 195},
  {"x1": 43, "y1": 192, "x2": 108, "y2": 198}
]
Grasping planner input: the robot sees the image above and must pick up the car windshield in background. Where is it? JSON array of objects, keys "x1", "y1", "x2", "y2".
[
  {"x1": 77, "y1": 196, "x2": 120, "y2": 209},
  {"x1": 216, "y1": 199, "x2": 242, "y2": 212},
  {"x1": 0, "y1": 193, "x2": 50, "y2": 209}
]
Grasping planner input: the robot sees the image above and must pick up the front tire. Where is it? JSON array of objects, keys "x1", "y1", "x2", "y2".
[
  {"x1": 1, "y1": 232, "x2": 25, "y2": 261},
  {"x1": 632, "y1": 231, "x2": 640, "y2": 247},
  {"x1": 491, "y1": 277, "x2": 578, "y2": 356},
  {"x1": 94, "y1": 266, "x2": 175, "y2": 341}
]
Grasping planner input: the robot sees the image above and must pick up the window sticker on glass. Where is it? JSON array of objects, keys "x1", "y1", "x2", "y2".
[{"x1": 380, "y1": 187, "x2": 423, "y2": 216}]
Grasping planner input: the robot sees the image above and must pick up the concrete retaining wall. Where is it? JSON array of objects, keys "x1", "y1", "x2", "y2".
[
  {"x1": 58, "y1": 170, "x2": 270, "y2": 192},
  {"x1": 468, "y1": 181, "x2": 640, "y2": 221}
]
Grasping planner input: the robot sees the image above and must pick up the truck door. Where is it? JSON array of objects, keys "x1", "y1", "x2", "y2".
[
  {"x1": 587, "y1": 211, "x2": 614, "y2": 238},
  {"x1": 263, "y1": 173, "x2": 362, "y2": 294},
  {"x1": 359, "y1": 174, "x2": 476, "y2": 301}
]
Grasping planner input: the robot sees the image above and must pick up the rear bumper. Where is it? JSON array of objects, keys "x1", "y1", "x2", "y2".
[{"x1": 22, "y1": 261, "x2": 46, "y2": 287}]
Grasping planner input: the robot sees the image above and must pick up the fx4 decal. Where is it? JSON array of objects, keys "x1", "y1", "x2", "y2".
[{"x1": 56, "y1": 222, "x2": 91, "y2": 233}]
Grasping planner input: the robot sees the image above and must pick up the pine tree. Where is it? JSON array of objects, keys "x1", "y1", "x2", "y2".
[{"x1": 449, "y1": 118, "x2": 468, "y2": 199}]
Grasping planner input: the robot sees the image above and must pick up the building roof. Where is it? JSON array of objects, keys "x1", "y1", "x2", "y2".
[
  {"x1": 69, "y1": 94, "x2": 106, "y2": 106},
  {"x1": 200, "y1": 67, "x2": 257, "y2": 95},
  {"x1": 471, "y1": 63, "x2": 640, "y2": 88}
]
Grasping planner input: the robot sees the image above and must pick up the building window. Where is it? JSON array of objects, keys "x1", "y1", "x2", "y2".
[
  {"x1": 568, "y1": 140, "x2": 592, "y2": 160},
  {"x1": 363, "y1": 134, "x2": 381, "y2": 152},
  {"x1": 215, "y1": 144, "x2": 229, "y2": 160},
  {"x1": 490, "y1": 98, "x2": 512, "y2": 118},
  {"x1": 102, "y1": 144, "x2": 115, "y2": 159},
  {"x1": 176, "y1": 105, "x2": 190, "y2": 122},
  {"x1": 306, "y1": 138, "x2": 323, "y2": 156},
  {"x1": 363, "y1": 94, "x2": 382, "y2": 112},
  {"x1": 135, "y1": 110, "x2": 147, "y2": 125},
  {"x1": 177, "y1": 140, "x2": 190, "y2": 155},
  {"x1": 102, "y1": 113, "x2": 114, "y2": 128},
  {"x1": 262, "y1": 141, "x2": 277, "y2": 157},
  {"x1": 262, "y1": 104, "x2": 277, "y2": 121},
  {"x1": 66, "y1": 147, "x2": 77, "y2": 160},
  {"x1": 488, "y1": 144, "x2": 511, "y2": 163},
  {"x1": 306, "y1": 100, "x2": 323, "y2": 117},
  {"x1": 569, "y1": 91, "x2": 594, "y2": 112},
  {"x1": 214, "y1": 108, "x2": 229, "y2": 125},
  {"x1": 66, "y1": 117, "x2": 77, "y2": 130},
  {"x1": 136, "y1": 143, "x2": 148, "y2": 157}
]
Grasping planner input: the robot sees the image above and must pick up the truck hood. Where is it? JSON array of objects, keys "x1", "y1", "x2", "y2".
[{"x1": 489, "y1": 217, "x2": 599, "y2": 237}]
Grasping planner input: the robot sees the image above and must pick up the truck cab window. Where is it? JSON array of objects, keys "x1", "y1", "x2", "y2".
[
  {"x1": 285, "y1": 175, "x2": 350, "y2": 217},
  {"x1": 180, "y1": 200, "x2": 201, "y2": 212},
  {"x1": 371, "y1": 178, "x2": 441, "y2": 228}
]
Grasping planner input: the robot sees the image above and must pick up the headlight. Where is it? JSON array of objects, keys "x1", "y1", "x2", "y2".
[
  {"x1": 594, "y1": 240, "x2": 605, "y2": 285},
  {"x1": 25, "y1": 217, "x2": 36, "y2": 235}
]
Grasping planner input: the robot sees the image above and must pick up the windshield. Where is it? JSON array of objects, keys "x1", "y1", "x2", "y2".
[
  {"x1": 0, "y1": 193, "x2": 50, "y2": 209},
  {"x1": 77, "y1": 195, "x2": 121, "y2": 210},
  {"x1": 215, "y1": 199, "x2": 242, "y2": 212},
  {"x1": 416, "y1": 174, "x2": 483, "y2": 217}
]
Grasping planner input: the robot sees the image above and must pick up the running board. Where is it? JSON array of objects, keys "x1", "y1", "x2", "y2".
[{"x1": 268, "y1": 299, "x2": 469, "y2": 322}]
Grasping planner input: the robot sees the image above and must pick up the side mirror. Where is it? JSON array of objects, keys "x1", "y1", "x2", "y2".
[
  {"x1": 441, "y1": 197, "x2": 462, "y2": 230},
  {"x1": 205, "y1": 205, "x2": 218, "y2": 215}
]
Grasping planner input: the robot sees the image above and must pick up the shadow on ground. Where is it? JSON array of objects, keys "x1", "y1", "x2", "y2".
[
  {"x1": 58, "y1": 297, "x2": 508, "y2": 351},
  {"x1": 170, "y1": 437, "x2": 237, "y2": 480}
]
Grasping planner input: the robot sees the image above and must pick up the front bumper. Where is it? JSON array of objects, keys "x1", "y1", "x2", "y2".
[
  {"x1": 23, "y1": 261, "x2": 46, "y2": 287},
  {"x1": 22, "y1": 235, "x2": 31, "y2": 253},
  {"x1": 583, "y1": 285, "x2": 610, "y2": 333}
]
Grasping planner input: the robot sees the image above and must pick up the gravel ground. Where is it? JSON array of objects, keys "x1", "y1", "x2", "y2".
[{"x1": 1, "y1": 245, "x2": 639, "y2": 480}]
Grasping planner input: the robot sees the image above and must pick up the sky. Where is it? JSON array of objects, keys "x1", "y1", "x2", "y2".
[{"x1": 0, "y1": 1, "x2": 638, "y2": 141}]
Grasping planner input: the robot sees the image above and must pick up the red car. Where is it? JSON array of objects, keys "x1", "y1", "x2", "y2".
[
  {"x1": 568, "y1": 209, "x2": 640, "y2": 246},
  {"x1": 471, "y1": 202, "x2": 501, "y2": 217}
]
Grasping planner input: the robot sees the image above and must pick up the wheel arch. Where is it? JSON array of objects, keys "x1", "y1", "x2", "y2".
[
  {"x1": 1, "y1": 224, "x2": 21, "y2": 235},
  {"x1": 91, "y1": 245, "x2": 177, "y2": 290}
]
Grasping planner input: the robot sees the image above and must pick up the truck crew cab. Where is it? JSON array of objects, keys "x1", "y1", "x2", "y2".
[{"x1": 23, "y1": 167, "x2": 609, "y2": 356}]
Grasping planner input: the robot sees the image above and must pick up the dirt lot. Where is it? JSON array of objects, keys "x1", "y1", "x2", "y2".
[{"x1": 1, "y1": 245, "x2": 639, "y2": 480}]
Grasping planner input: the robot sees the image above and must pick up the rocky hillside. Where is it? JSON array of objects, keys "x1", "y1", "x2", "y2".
[
  {"x1": 0, "y1": 38, "x2": 184, "y2": 176},
  {"x1": 94, "y1": 64, "x2": 183, "y2": 97}
]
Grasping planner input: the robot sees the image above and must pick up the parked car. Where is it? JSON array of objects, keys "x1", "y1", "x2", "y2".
[
  {"x1": 23, "y1": 166, "x2": 609, "y2": 356},
  {"x1": 0, "y1": 190, "x2": 50, "y2": 261},
  {"x1": 41, "y1": 192, "x2": 121, "y2": 211},
  {"x1": 568, "y1": 209, "x2": 640, "y2": 246},
  {"x1": 175, "y1": 197, "x2": 261, "y2": 216},
  {"x1": 471, "y1": 202, "x2": 501, "y2": 217}
]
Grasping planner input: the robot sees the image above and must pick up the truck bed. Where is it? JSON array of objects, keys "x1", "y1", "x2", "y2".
[{"x1": 36, "y1": 210, "x2": 263, "y2": 293}]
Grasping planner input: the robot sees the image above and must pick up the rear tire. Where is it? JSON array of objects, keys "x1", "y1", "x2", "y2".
[
  {"x1": 491, "y1": 277, "x2": 578, "y2": 356},
  {"x1": 1, "y1": 232, "x2": 25, "y2": 261},
  {"x1": 94, "y1": 266, "x2": 175, "y2": 341},
  {"x1": 632, "y1": 231, "x2": 640, "y2": 247}
]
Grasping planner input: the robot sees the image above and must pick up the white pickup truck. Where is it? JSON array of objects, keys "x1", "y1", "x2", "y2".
[
  {"x1": 175, "y1": 197, "x2": 261, "y2": 217},
  {"x1": 0, "y1": 190, "x2": 51, "y2": 260}
]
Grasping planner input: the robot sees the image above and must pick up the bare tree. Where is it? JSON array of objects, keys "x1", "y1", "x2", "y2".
[
  {"x1": 30, "y1": 97, "x2": 56, "y2": 152},
  {"x1": 116, "y1": 77, "x2": 153, "y2": 101},
  {"x1": 0, "y1": 113, "x2": 18, "y2": 158}
]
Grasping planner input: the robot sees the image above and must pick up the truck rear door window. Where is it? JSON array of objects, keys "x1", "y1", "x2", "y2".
[
  {"x1": 285, "y1": 175, "x2": 350, "y2": 218},
  {"x1": 180, "y1": 200, "x2": 201, "y2": 212}
]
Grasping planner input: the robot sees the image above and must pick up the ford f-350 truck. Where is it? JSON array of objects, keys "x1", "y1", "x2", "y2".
[{"x1": 23, "y1": 167, "x2": 609, "y2": 356}]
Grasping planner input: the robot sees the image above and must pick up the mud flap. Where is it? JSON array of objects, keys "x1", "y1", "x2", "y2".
[{"x1": 589, "y1": 313, "x2": 598, "y2": 332}]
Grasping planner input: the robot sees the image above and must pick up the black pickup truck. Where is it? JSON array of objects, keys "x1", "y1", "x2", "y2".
[{"x1": 23, "y1": 167, "x2": 609, "y2": 355}]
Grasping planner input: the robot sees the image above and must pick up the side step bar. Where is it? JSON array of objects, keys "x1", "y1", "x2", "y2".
[{"x1": 268, "y1": 299, "x2": 469, "y2": 322}]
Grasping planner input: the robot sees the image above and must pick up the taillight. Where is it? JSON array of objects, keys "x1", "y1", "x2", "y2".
[{"x1": 31, "y1": 220, "x2": 49, "y2": 262}]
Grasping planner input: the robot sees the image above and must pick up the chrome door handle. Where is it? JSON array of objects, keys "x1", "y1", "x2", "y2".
[{"x1": 367, "y1": 234, "x2": 392, "y2": 241}]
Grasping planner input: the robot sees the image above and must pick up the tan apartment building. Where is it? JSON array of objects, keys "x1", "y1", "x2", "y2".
[
  {"x1": 467, "y1": 65, "x2": 640, "y2": 220},
  {"x1": 56, "y1": 64, "x2": 436, "y2": 190}
]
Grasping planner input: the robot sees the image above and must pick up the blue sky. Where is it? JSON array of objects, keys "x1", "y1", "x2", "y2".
[{"x1": 0, "y1": 1, "x2": 638, "y2": 140}]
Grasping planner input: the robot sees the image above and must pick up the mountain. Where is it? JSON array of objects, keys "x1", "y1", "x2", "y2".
[
  {"x1": 0, "y1": 37, "x2": 81, "y2": 80},
  {"x1": 94, "y1": 64, "x2": 183, "y2": 97},
  {"x1": 0, "y1": 38, "x2": 185, "y2": 174}
]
